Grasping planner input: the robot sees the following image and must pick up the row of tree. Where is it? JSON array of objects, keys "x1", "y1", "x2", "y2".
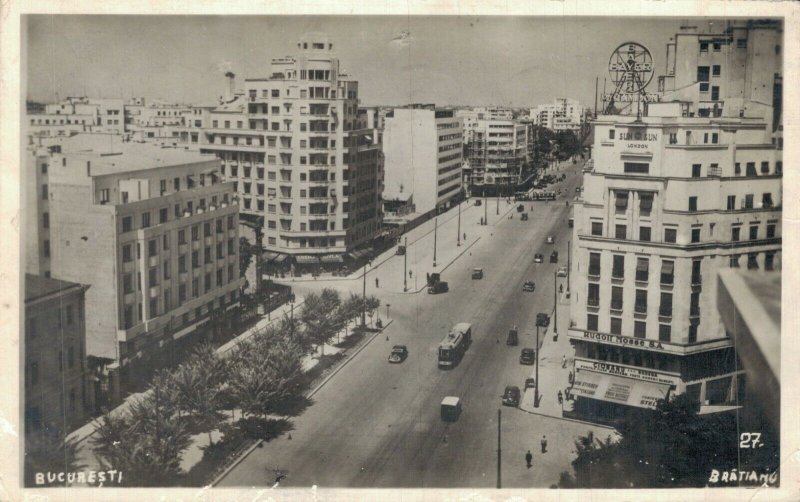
[{"x1": 27, "y1": 287, "x2": 381, "y2": 487}]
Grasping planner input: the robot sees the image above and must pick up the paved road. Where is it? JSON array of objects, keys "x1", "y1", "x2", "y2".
[{"x1": 219, "y1": 163, "x2": 605, "y2": 488}]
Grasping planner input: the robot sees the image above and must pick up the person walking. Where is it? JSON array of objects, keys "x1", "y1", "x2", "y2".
[
  {"x1": 375, "y1": 277, "x2": 379, "y2": 288},
  {"x1": 541, "y1": 435, "x2": 548, "y2": 454},
  {"x1": 561, "y1": 354, "x2": 567, "y2": 368},
  {"x1": 409, "y1": 270, "x2": 413, "y2": 279},
  {"x1": 463, "y1": 232, "x2": 466, "y2": 241},
  {"x1": 557, "y1": 390, "x2": 563, "y2": 405},
  {"x1": 525, "y1": 450, "x2": 533, "y2": 469}
]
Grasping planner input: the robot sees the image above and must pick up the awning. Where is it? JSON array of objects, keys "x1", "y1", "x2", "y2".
[
  {"x1": 640, "y1": 194, "x2": 653, "y2": 210},
  {"x1": 320, "y1": 254, "x2": 343, "y2": 264},
  {"x1": 273, "y1": 254, "x2": 288, "y2": 264},
  {"x1": 349, "y1": 249, "x2": 370, "y2": 260},
  {"x1": 615, "y1": 192, "x2": 629, "y2": 207},
  {"x1": 572, "y1": 371, "x2": 670, "y2": 410},
  {"x1": 295, "y1": 255, "x2": 319, "y2": 264},
  {"x1": 262, "y1": 251, "x2": 279, "y2": 262},
  {"x1": 662, "y1": 260, "x2": 675, "y2": 275},
  {"x1": 636, "y1": 258, "x2": 649, "y2": 272}
]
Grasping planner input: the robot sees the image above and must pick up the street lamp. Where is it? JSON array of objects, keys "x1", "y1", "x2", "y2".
[
  {"x1": 386, "y1": 303, "x2": 390, "y2": 320},
  {"x1": 403, "y1": 236, "x2": 408, "y2": 292},
  {"x1": 534, "y1": 324, "x2": 540, "y2": 408},
  {"x1": 484, "y1": 194, "x2": 488, "y2": 225},
  {"x1": 457, "y1": 200, "x2": 461, "y2": 247},
  {"x1": 433, "y1": 216, "x2": 438, "y2": 268},
  {"x1": 567, "y1": 239, "x2": 571, "y2": 297},
  {"x1": 553, "y1": 268, "x2": 558, "y2": 338},
  {"x1": 361, "y1": 262, "x2": 367, "y2": 327}
]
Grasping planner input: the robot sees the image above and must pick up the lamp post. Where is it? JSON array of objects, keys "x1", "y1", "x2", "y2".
[
  {"x1": 553, "y1": 268, "x2": 558, "y2": 338},
  {"x1": 386, "y1": 303, "x2": 390, "y2": 320},
  {"x1": 534, "y1": 324, "x2": 540, "y2": 407},
  {"x1": 484, "y1": 194, "x2": 488, "y2": 225},
  {"x1": 361, "y1": 262, "x2": 367, "y2": 327},
  {"x1": 433, "y1": 216, "x2": 438, "y2": 267},
  {"x1": 457, "y1": 200, "x2": 461, "y2": 246},
  {"x1": 496, "y1": 408, "x2": 502, "y2": 489},
  {"x1": 567, "y1": 239, "x2": 571, "y2": 296},
  {"x1": 403, "y1": 236, "x2": 408, "y2": 292}
]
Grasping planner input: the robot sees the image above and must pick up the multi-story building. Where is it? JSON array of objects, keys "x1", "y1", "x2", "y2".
[
  {"x1": 123, "y1": 97, "x2": 193, "y2": 142},
  {"x1": 25, "y1": 274, "x2": 91, "y2": 436},
  {"x1": 463, "y1": 119, "x2": 528, "y2": 196},
  {"x1": 531, "y1": 98, "x2": 583, "y2": 132},
  {"x1": 568, "y1": 103, "x2": 781, "y2": 422},
  {"x1": 30, "y1": 133, "x2": 243, "y2": 399},
  {"x1": 658, "y1": 19, "x2": 782, "y2": 137},
  {"x1": 196, "y1": 34, "x2": 383, "y2": 269},
  {"x1": 26, "y1": 97, "x2": 125, "y2": 138},
  {"x1": 382, "y1": 104, "x2": 464, "y2": 219}
]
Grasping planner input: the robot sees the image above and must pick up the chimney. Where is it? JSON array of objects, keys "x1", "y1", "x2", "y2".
[{"x1": 225, "y1": 71, "x2": 236, "y2": 102}]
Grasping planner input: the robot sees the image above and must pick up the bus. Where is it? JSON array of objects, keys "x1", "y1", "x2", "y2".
[{"x1": 438, "y1": 323, "x2": 472, "y2": 368}]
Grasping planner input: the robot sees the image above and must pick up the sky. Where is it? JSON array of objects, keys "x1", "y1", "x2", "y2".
[{"x1": 24, "y1": 15, "x2": 728, "y2": 109}]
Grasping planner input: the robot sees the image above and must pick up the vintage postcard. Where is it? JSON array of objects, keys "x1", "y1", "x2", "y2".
[{"x1": 2, "y1": 1, "x2": 798, "y2": 501}]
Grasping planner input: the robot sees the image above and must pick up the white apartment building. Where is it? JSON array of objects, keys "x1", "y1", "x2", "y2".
[
  {"x1": 531, "y1": 98, "x2": 583, "y2": 132},
  {"x1": 463, "y1": 119, "x2": 528, "y2": 196},
  {"x1": 26, "y1": 97, "x2": 125, "y2": 138},
  {"x1": 196, "y1": 34, "x2": 383, "y2": 269},
  {"x1": 382, "y1": 105, "x2": 464, "y2": 218},
  {"x1": 27, "y1": 133, "x2": 243, "y2": 399}
]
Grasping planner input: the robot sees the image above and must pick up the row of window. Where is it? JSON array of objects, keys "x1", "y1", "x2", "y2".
[
  {"x1": 26, "y1": 345, "x2": 80, "y2": 387},
  {"x1": 588, "y1": 253, "x2": 680, "y2": 285},
  {"x1": 587, "y1": 282, "x2": 697, "y2": 318},
  {"x1": 121, "y1": 204, "x2": 234, "y2": 233},
  {"x1": 25, "y1": 303, "x2": 81, "y2": 338},
  {"x1": 123, "y1": 284, "x2": 237, "y2": 329},
  {"x1": 591, "y1": 219, "x2": 777, "y2": 243}
]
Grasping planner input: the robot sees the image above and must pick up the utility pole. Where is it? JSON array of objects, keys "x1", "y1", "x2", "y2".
[
  {"x1": 534, "y1": 325, "x2": 540, "y2": 407},
  {"x1": 433, "y1": 217, "x2": 438, "y2": 267},
  {"x1": 362, "y1": 262, "x2": 367, "y2": 326},
  {"x1": 456, "y1": 200, "x2": 461, "y2": 246},
  {"x1": 497, "y1": 408, "x2": 502, "y2": 489},
  {"x1": 403, "y1": 236, "x2": 408, "y2": 292},
  {"x1": 553, "y1": 269, "x2": 558, "y2": 338},
  {"x1": 386, "y1": 303, "x2": 390, "y2": 320},
  {"x1": 484, "y1": 195, "x2": 488, "y2": 225},
  {"x1": 567, "y1": 239, "x2": 571, "y2": 296}
]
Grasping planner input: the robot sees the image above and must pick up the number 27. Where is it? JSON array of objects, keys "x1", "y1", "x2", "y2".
[{"x1": 740, "y1": 432, "x2": 762, "y2": 448}]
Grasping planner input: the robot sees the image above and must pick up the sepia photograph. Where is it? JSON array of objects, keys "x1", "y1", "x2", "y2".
[{"x1": 4, "y1": 1, "x2": 798, "y2": 500}]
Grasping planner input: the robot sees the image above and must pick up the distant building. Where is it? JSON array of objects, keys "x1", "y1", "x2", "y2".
[
  {"x1": 195, "y1": 33, "x2": 384, "y2": 270},
  {"x1": 382, "y1": 105, "x2": 464, "y2": 221},
  {"x1": 463, "y1": 119, "x2": 528, "y2": 196},
  {"x1": 25, "y1": 97, "x2": 125, "y2": 139},
  {"x1": 24, "y1": 274, "x2": 91, "y2": 436},
  {"x1": 531, "y1": 98, "x2": 583, "y2": 132},
  {"x1": 27, "y1": 133, "x2": 243, "y2": 400},
  {"x1": 123, "y1": 97, "x2": 193, "y2": 142}
]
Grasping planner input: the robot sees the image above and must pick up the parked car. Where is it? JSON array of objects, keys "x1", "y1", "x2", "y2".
[
  {"x1": 523, "y1": 281, "x2": 536, "y2": 292},
  {"x1": 524, "y1": 377, "x2": 536, "y2": 389},
  {"x1": 546, "y1": 235, "x2": 555, "y2": 244},
  {"x1": 388, "y1": 345, "x2": 408, "y2": 363},
  {"x1": 396, "y1": 245, "x2": 406, "y2": 256},
  {"x1": 520, "y1": 348, "x2": 535, "y2": 365},
  {"x1": 475, "y1": 199, "x2": 482, "y2": 206},
  {"x1": 534, "y1": 253, "x2": 544, "y2": 263},
  {"x1": 550, "y1": 251, "x2": 559, "y2": 263},
  {"x1": 517, "y1": 204, "x2": 524, "y2": 213},
  {"x1": 472, "y1": 268, "x2": 484, "y2": 280},
  {"x1": 428, "y1": 280, "x2": 449, "y2": 294},
  {"x1": 557, "y1": 266, "x2": 568, "y2": 277},
  {"x1": 520, "y1": 212, "x2": 529, "y2": 221},
  {"x1": 502, "y1": 385, "x2": 521, "y2": 407},
  {"x1": 507, "y1": 329, "x2": 519, "y2": 346},
  {"x1": 536, "y1": 313, "x2": 551, "y2": 327},
  {"x1": 441, "y1": 396, "x2": 462, "y2": 421}
]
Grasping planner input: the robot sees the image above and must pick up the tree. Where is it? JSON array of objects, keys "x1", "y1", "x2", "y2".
[
  {"x1": 239, "y1": 236, "x2": 254, "y2": 277},
  {"x1": 299, "y1": 288, "x2": 342, "y2": 356},
  {"x1": 558, "y1": 394, "x2": 746, "y2": 488},
  {"x1": 170, "y1": 344, "x2": 227, "y2": 446}
]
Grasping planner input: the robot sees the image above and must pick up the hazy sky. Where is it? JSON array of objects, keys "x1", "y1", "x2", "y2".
[{"x1": 25, "y1": 16, "x2": 722, "y2": 109}]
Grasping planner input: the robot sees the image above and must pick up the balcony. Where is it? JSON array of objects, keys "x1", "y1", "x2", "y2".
[
  {"x1": 148, "y1": 255, "x2": 159, "y2": 267},
  {"x1": 149, "y1": 285, "x2": 160, "y2": 298}
]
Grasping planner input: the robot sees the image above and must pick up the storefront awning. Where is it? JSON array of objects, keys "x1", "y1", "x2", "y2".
[
  {"x1": 273, "y1": 254, "x2": 288, "y2": 264},
  {"x1": 349, "y1": 249, "x2": 370, "y2": 260},
  {"x1": 572, "y1": 371, "x2": 670, "y2": 410},
  {"x1": 320, "y1": 254, "x2": 343, "y2": 264},
  {"x1": 262, "y1": 251, "x2": 279, "y2": 262},
  {"x1": 295, "y1": 255, "x2": 319, "y2": 264}
]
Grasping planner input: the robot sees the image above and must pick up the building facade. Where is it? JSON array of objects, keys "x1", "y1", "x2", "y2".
[
  {"x1": 531, "y1": 98, "x2": 583, "y2": 132},
  {"x1": 382, "y1": 105, "x2": 464, "y2": 218},
  {"x1": 25, "y1": 274, "x2": 91, "y2": 436},
  {"x1": 463, "y1": 119, "x2": 528, "y2": 196},
  {"x1": 195, "y1": 34, "x2": 383, "y2": 268},
  {"x1": 568, "y1": 108, "x2": 781, "y2": 421},
  {"x1": 31, "y1": 133, "x2": 243, "y2": 398}
]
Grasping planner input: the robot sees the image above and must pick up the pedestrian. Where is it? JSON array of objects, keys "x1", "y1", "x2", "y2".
[
  {"x1": 541, "y1": 435, "x2": 548, "y2": 453},
  {"x1": 559, "y1": 284, "x2": 563, "y2": 294},
  {"x1": 463, "y1": 232, "x2": 466, "y2": 241},
  {"x1": 525, "y1": 450, "x2": 533, "y2": 468},
  {"x1": 561, "y1": 355, "x2": 567, "y2": 368},
  {"x1": 375, "y1": 277, "x2": 379, "y2": 288},
  {"x1": 426, "y1": 272, "x2": 430, "y2": 283},
  {"x1": 557, "y1": 390, "x2": 563, "y2": 405},
  {"x1": 568, "y1": 371, "x2": 574, "y2": 385},
  {"x1": 409, "y1": 270, "x2": 413, "y2": 279}
]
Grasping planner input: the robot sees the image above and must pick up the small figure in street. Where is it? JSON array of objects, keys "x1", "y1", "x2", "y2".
[
  {"x1": 375, "y1": 277, "x2": 379, "y2": 288},
  {"x1": 559, "y1": 284, "x2": 563, "y2": 294},
  {"x1": 557, "y1": 390, "x2": 563, "y2": 405},
  {"x1": 426, "y1": 272, "x2": 430, "y2": 283},
  {"x1": 525, "y1": 450, "x2": 533, "y2": 469},
  {"x1": 568, "y1": 371, "x2": 574, "y2": 384},
  {"x1": 463, "y1": 232, "x2": 466, "y2": 241},
  {"x1": 409, "y1": 270, "x2": 413, "y2": 279},
  {"x1": 541, "y1": 435, "x2": 548, "y2": 454},
  {"x1": 561, "y1": 354, "x2": 567, "y2": 368}
]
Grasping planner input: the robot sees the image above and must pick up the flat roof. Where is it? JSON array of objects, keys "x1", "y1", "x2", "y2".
[{"x1": 25, "y1": 273, "x2": 84, "y2": 302}]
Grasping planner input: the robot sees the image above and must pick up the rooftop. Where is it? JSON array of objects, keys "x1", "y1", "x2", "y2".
[{"x1": 25, "y1": 273, "x2": 84, "y2": 303}]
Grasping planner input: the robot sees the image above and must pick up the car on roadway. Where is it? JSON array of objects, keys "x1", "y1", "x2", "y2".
[
  {"x1": 388, "y1": 345, "x2": 409, "y2": 363},
  {"x1": 441, "y1": 396, "x2": 462, "y2": 421},
  {"x1": 520, "y1": 212, "x2": 529, "y2": 221},
  {"x1": 550, "y1": 251, "x2": 559, "y2": 263},
  {"x1": 534, "y1": 253, "x2": 544, "y2": 264},
  {"x1": 428, "y1": 280, "x2": 449, "y2": 294},
  {"x1": 396, "y1": 245, "x2": 406, "y2": 255},
  {"x1": 524, "y1": 377, "x2": 536, "y2": 389},
  {"x1": 507, "y1": 329, "x2": 519, "y2": 346},
  {"x1": 546, "y1": 235, "x2": 555, "y2": 244},
  {"x1": 520, "y1": 348, "x2": 536, "y2": 365},
  {"x1": 523, "y1": 281, "x2": 536, "y2": 292},
  {"x1": 472, "y1": 268, "x2": 484, "y2": 280},
  {"x1": 475, "y1": 199, "x2": 482, "y2": 206},
  {"x1": 557, "y1": 266, "x2": 567, "y2": 277},
  {"x1": 502, "y1": 385, "x2": 521, "y2": 407},
  {"x1": 536, "y1": 313, "x2": 551, "y2": 327}
]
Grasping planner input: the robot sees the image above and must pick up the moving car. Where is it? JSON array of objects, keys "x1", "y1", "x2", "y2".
[
  {"x1": 520, "y1": 212, "x2": 529, "y2": 221},
  {"x1": 441, "y1": 396, "x2": 462, "y2": 421},
  {"x1": 396, "y1": 245, "x2": 406, "y2": 256},
  {"x1": 472, "y1": 268, "x2": 484, "y2": 280},
  {"x1": 534, "y1": 253, "x2": 544, "y2": 264},
  {"x1": 388, "y1": 345, "x2": 408, "y2": 363},
  {"x1": 428, "y1": 280, "x2": 449, "y2": 294},
  {"x1": 557, "y1": 266, "x2": 568, "y2": 277},
  {"x1": 507, "y1": 329, "x2": 519, "y2": 346},
  {"x1": 536, "y1": 313, "x2": 551, "y2": 327},
  {"x1": 502, "y1": 386, "x2": 521, "y2": 407},
  {"x1": 517, "y1": 204, "x2": 524, "y2": 213},
  {"x1": 546, "y1": 235, "x2": 555, "y2": 244},
  {"x1": 550, "y1": 251, "x2": 559, "y2": 263},
  {"x1": 520, "y1": 348, "x2": 535, "y2": 365},
  {"x1": 475, "y1": 199, "x2": 482, "y2": 206},
  {"x1": 523, "y1": 281, "x2": 536, "y2": 292},
  {"x1": 524, "y1": 377, "x2": 536, "y2": 389}
]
